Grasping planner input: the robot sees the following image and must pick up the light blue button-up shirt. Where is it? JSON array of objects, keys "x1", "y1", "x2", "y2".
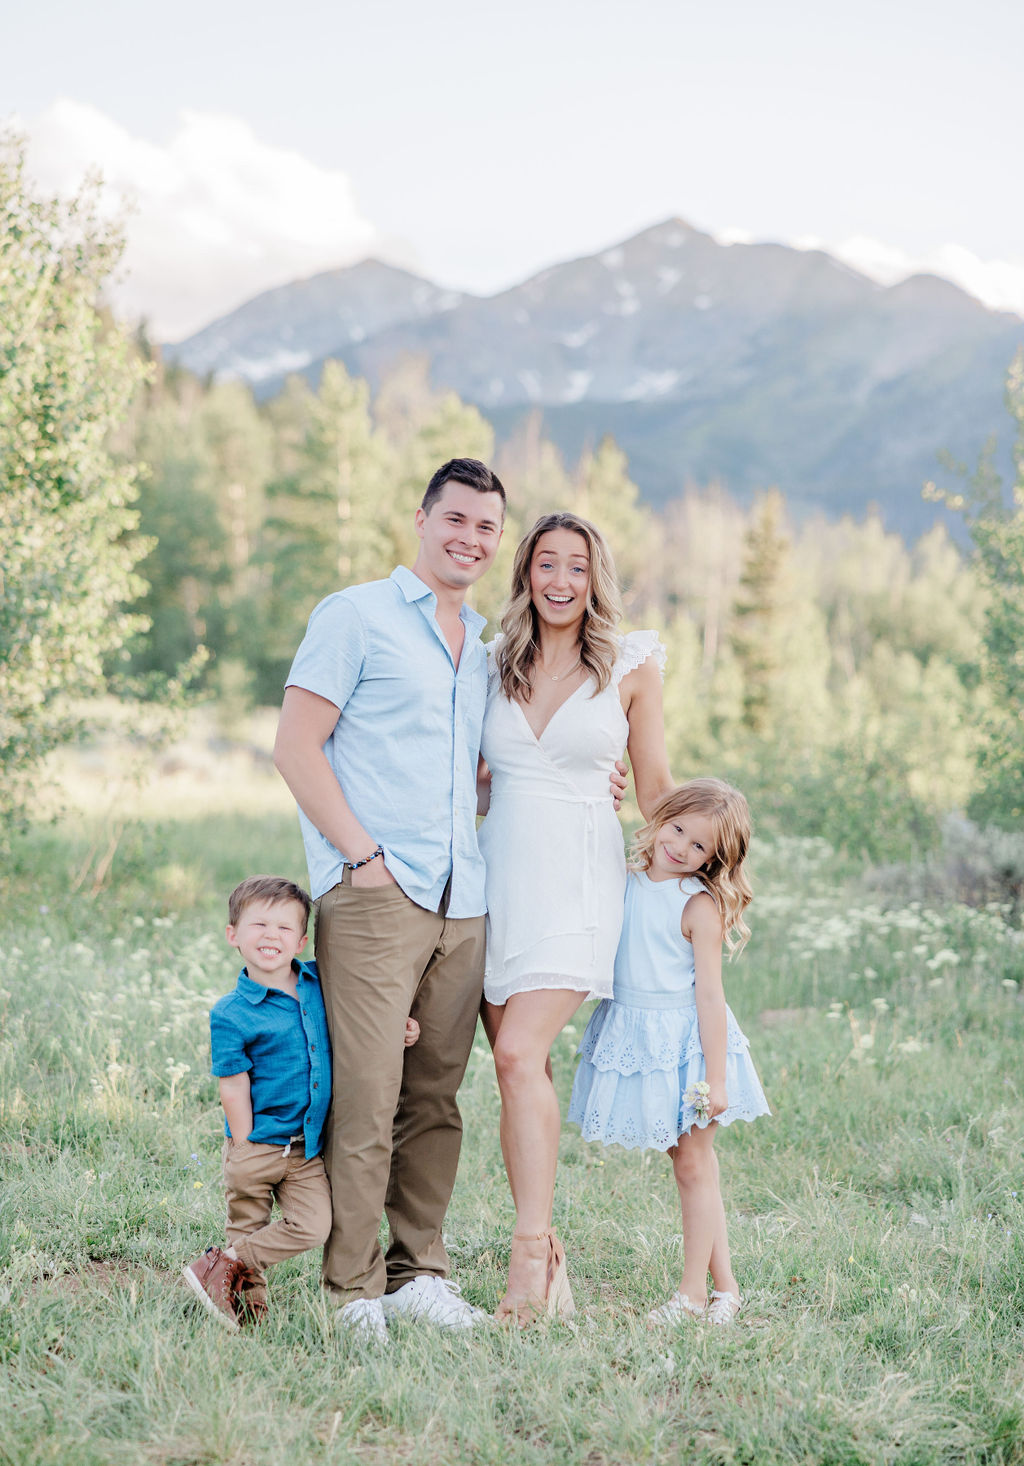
[{"x1": 286, "y1": 566, "x2": 488, "y2": 916}]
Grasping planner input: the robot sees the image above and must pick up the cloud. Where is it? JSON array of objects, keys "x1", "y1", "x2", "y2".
[
  {"x1": 19, "y1": 100, "x2": 392, "y2": 340},
  {"x1": 791, "y1": 232, "x2": 1024, "y2": 321}
]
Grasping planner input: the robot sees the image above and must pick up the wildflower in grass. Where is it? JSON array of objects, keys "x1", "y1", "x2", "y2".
[
  {"x1": 926, "y1": 949, "x2": 959, "y2": 969},
  {"x1": 871, "y1": 998, "x2": 890, "y2": 1013},
  {"x1": 1003, "y1": 979, "x2": 1018, "y2": 990},
  {"x1": 166, "y1": 1059, "x2": 190, "y2": 1107},
  {"x1": 896, "y1": 1039, "x2": 925, "y2": 1054},
  {"x1": 683, "y1": 1080, "x2": 711, "y2": 1120},
  {"x1": 863, "y1": 966, "x2": 877, "y2": 979}
]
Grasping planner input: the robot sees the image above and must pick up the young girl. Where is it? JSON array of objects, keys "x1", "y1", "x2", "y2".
[{"x1": 568, "y1": 778, "x2": 769, "y2": 1325}]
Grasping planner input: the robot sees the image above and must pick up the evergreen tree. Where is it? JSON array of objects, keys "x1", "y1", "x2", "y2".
[
  {"x1": 570, "y1": 437, "x2": 656, "y2": 618},
  {"x1": 127, "y1": 365, "x2": 230, "y2": 679},
  {"x1": 929, "y1": 351, "x2": 1024, "y2": 823},
  {"x1": 244, "y1": 362, "x2": 391, "y2": 701},
  {"x1": 729, "y1": 491, "x2": 830, "y2": 739}
]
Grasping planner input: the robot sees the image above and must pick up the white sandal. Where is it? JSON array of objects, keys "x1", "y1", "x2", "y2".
[
  {"x1": 647, "y1": 1291, "x2": 706, "y2": 1325},
  {"x1": 707, "y1": 1289, "x2": 742, "y2": 1325}
]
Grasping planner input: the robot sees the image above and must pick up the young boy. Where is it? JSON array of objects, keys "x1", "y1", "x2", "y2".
[{"x1": 182, "y1": 874, "x2": 420, "y2": 1328}]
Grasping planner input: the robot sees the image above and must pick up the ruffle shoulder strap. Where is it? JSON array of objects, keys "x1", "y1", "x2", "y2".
[
  {"x1": 484, "y1": 633, "x2": 504, "y2": 678},
  {"x1": 612, "y1": 629, "x2": 667, "y2": 686}
]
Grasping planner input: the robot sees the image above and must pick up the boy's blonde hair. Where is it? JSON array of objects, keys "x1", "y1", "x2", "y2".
[
  {"x1": 227, "y1": 876, "x2": 311, "y2": 930},
  {"x1": 632, "y1": 778, "x2": 753, "y2": 953}
]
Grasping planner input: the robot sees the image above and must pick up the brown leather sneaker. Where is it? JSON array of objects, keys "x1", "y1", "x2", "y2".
[
  {"x1": 236, "y1": 1284, "x2": 269, "y2": 1327},
  {"x1": 181, "y1": 1246, "x2": 250, "y2": 1329}
]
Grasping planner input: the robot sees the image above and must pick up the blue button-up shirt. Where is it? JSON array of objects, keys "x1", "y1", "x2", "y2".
[
  {"x1": 286, "y1": 566, "x2": 488, "y2": 916},
  {"x1": 209, "y1": 960, "x2": 331, "y2": 1155}
]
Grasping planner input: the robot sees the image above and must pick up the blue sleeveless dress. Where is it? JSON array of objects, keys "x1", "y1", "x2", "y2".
[{"x1": 568, "y1": 871, "x2": 770, "y2": 1151}]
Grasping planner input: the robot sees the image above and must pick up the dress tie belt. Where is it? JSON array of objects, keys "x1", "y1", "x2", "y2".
[
  {"x1": 611, "y1": 985, "x2": 697, "y2": 1010},
  {"x1": 488, "y1": 790, "x2": 608, "y2": 964}
]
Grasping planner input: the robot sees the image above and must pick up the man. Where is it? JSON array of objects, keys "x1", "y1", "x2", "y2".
[{"x1": 273, "y1": 458, "x2": 505, "y2": 1340}]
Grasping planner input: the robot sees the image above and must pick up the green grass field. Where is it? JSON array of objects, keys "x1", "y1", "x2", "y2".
[{"x1": 1, "y1": 751, "x2": 1023, "y2": 1465}]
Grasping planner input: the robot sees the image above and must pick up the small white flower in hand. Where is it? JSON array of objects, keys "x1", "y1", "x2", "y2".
[{"x1": 683, "y1": 1080, "x2": 712, "y2": 1121}]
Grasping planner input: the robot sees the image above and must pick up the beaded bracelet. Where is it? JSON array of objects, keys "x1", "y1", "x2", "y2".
[{"x1": 343, "y1": 846, "x2": 384, "y2": 870}]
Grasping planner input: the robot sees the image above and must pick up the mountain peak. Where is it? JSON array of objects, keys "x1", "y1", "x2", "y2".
[{"x1": 164, "y1": 218, "x2": 1020, "y2": 539}]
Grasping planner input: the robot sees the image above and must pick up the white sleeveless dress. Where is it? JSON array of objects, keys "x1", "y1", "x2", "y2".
[{"x1": 478, "y1": 630, "x2": 665, "y2": 1007}]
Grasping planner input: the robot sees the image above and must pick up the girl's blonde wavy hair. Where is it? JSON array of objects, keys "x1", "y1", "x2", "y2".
[
  {"x1": 631, "y1": 778, "x2": 753, "y2": 954},
  {"x1": 496, "y1": 512, "x2": 623, "y2": 702}
]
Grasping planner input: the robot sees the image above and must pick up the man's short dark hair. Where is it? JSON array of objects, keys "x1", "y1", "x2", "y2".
[
  {"x1": 420, "y1": 458, "x2": 506, "y2": 517},
  {"x1": 228, "y1": 875, "x2": 311, "y2": 929}
]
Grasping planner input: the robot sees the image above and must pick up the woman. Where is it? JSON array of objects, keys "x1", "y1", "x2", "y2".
[{"x1": 477, "y1": 511, "x2": 673, "y2": 1322}]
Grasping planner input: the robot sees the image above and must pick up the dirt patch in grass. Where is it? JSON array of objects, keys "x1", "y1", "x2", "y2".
[{"x1": 36, "y1": 1258, "x2": 177, "y2": 1295}]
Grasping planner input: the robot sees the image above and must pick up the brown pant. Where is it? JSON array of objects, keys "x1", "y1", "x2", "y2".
[
  {"x1": 314, "y1": 877, "x2": 485, "y2": 1302},
  {"x1": 223, "y1": 1138, "x2": 332, "y2": 1294}
]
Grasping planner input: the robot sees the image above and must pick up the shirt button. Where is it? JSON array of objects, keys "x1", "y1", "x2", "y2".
[
  {"x1": 310, "y1": 1043, "x2": 316, "y2": 1051},
  {"x1": 313, "y1": 1082, "x2": 319, "y2": 1089}
]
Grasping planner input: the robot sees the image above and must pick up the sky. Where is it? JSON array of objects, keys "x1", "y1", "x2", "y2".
[{"x1": 4, "y1": 0, "x2": 1022, "y2": 340}]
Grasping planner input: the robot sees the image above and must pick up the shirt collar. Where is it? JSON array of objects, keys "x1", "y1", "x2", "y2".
[
  {"x1": 390, "y1": 565, "x2": 487, "y2": 638},
  {"x1": 236, "y1": 959, "x2": 318, "y2": 1003}
]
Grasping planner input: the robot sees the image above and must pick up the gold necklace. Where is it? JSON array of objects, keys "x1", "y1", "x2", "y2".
[{"x1": 537, "y1": 657, "x2": 582, "y2": 682}]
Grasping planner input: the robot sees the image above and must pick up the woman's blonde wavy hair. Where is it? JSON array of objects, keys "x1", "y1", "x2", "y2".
[
  {"x1": 631, "y1": 778, "x2": 754, "y2": 955},
  {"x1": 496, "y1": 512, "x2": 623, "y2": 702}
]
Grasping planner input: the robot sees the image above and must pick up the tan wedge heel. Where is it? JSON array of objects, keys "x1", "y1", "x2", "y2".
[
  {"x1": 495, "y1": 1229, "x2": 576, "y2": 1325},
  {"x1": 544, "y1": 1230, "x2": 576, "y2": 1320}
]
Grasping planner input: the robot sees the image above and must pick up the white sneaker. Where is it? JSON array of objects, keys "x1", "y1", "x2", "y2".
[
  {"x1": 381, "y1": 1275, "x2": 489, "y2": 1330},
  {"x1": 647, "y1": 1291, "x2": 706, "y2": 1326},
  {"x1": 335, "y1": 1296, "x2": 388, "y2": 1344}
]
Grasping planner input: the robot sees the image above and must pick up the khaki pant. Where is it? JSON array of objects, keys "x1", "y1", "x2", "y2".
[
  {"x1": 314, "y1": 876, "x2": 485, "y2": 1302},
  {"x1": 223, "y1": 1138, "x2": 332, "y2": 1294}
]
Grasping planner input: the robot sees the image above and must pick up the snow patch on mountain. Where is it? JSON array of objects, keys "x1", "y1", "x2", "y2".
[
  {"x1": 226, "y1": 347, "x2": 314, "y2": 383},
  {"x1": 560, "y1": 322, "x2": 599, "y2": 348},
  {"x1": 623, "y1": 370, "x2": 681, "y2": 401},
  {"x1": 517, "y1": 368, "x2": 543, "y2": 401},
  {"x1": 563, "y1": 371, "x2": 593, "y2": 403}
]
